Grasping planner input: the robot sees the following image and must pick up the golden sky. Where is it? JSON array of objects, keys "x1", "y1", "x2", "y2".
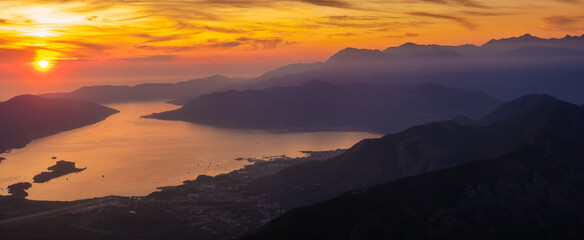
[{"x1": 0, "y1": 0, "x2": 582, "y2": 83}]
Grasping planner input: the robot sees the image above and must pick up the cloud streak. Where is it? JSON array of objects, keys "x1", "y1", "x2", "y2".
[
  {"x1": 417, "y1": 0, "x2": 490, "y2": 8},
  {"x1": 386, "y1": 32, "x2": 419, "y2": 38},
  {"x1": 542, "y1": 15, "x2": 579, "y2": 26},
  {"x1": 551, "y1": 0, "x2": 581, "y2": 3},
  {"x1": 409, "y1": 11, "x2": 478, "y2": 30},
  {"x1": 118, "y1": 55, "x2": 176, "y2": 62}
]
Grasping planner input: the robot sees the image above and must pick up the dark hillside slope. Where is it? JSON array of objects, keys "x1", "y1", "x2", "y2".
[
  {"x1": 244, "y1": 94, "x2": 584, "y2": 209},
  {"x1": 243, "y1": 144, "x2": 584, "y2": 240}
]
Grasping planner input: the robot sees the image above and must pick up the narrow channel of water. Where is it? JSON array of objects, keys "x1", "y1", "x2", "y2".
[{"x1": 0, "y1": 101, "x2": 380, "y2": 201}]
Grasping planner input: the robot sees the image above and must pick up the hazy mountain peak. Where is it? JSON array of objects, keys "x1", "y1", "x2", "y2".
[
  {"x1": 482, "y1": 33, "x2": 584, "y2": 52},
  {"x1": 398, "y1": 42, "x2": 423, "y2": 47},
  {"x1": 201, "y1": 74, "x2": 229, "y2": 80},
  {"x1": 486, "y1": 33, "x2": 539, "y2": 44},
  {"x1": 383, "y1": 43, "x2": 463, "y2": 58},
  {"x1": 5, "y1": 94, "x2": 45, "y2": 104},
  {"x1": 181, "y1": 74, "x2": 232, "y2": 84},
  {"x1": 326, "y1": 47, "x2": 386, "y2": 63},
  {"x1": 515, "y1": 93, "x2": 558, "y2": 101},
  {"x1": 479, "y1": 93, "x2": 562, "y2": 125},
  {"x1": 498, "y1": 93, "x2": 559, "y2": 108},
  {"x1": 335, "y1": 47, "x2": 383, "y2": 54},
  {"x1": 519, "y1": 33, "x2": 537, "y2": 39},
  {"x1": 39, "y1": 74, "x2": 237, "y2": 104},
  {"x1": 386, "y1": 42, "x2": 432, "y2": 51},
  {"x1": 257, "y1": 62, "x2": 324, "y2": 80}
]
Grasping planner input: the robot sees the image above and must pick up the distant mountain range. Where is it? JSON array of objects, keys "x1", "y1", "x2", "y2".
[
  {"x1": 482, "y1": 33, "x2": 584, "y2": 52},
  {"x1": 39, "y1": 75, "x2": 241, "y2": 104},
  {"x1": 39, "y1": 33, "x2": 584, "y2": 105},
  {"x1": 242, "y1": 94, "x2": 584, "y2": 239},
  {"x1": 245, "y1": 34, "x2": 584, "y2": 104},
  {"x1": 328, "y1": 33, "x2": 584, "y2": 64},
  {"x1": 145, "y1": 80, "x2": 501, "y2": 133},
  {"x1": 0, "y1": 95, "x2": 118, "y2": 154}
]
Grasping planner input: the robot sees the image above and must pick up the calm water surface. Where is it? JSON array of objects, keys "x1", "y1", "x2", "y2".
[{"x1": 0, "y1": 101, "x2": 380, "y2": 201}]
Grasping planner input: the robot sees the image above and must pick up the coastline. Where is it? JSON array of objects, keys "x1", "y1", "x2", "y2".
[
  {"x1": 143, "y1": 114, "x2": 381, "y2": 134},
  {"x1": 0, "y1": 149, "x2": 345, "y2": 240}
]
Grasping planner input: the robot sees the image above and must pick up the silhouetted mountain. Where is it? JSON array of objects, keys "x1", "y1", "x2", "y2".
[
  {"x1": 483, "y1": 33, "x2": 584, "y2": 52},
  {"x1": 256, "y1": 62, "x2": 324, "y2": 80},
  {"x1": 243, "y1": 145, "x2": 584, "y2": 240},
  {"x1": 326, "y1": 34, "x2": 584, "y2": 62},
  {"x1": 325, "y1": 44, "x2": 465, "y2": 67},
  {"x1": 384, "y1": 43, "x2": 465, "y2": 58},
  {"x1": 39, "y1": 75, "x2": 240, "y2": 104},
  {"x1": 243, "y1": 33, "x2": 584, "y2": 104},
  {"x1": 478, "y1": 94, "x2": 560, "y2": 125},
  {"x1": 242, "y1": 94, "x2": 584, "y2": 209},
  {"x1": 0, "y1": 95, "x2": 118, "y2": 153},
  {"x1": 327, "y1": 48, "x2": 388, "y2": 65},
  {"x1": 146, "y1": 81, "x2": 500, "y2": 133}
]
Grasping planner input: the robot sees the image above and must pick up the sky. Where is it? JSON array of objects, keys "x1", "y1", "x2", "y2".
[{"x1": 0, "y1": 0, "x2": 583, "y2": 91}]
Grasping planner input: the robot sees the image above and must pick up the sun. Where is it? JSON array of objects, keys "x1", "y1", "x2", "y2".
[{"x1": 35, "y1": 60, "x2": 51, "y2": 70}]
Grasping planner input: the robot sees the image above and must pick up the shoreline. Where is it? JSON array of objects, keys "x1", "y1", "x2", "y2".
[
  {"x1": 0, "y1": 148, "x2": 347, "y2": 203},
  {"x1": 0, "y1": 149, "x2": 346, "y2": 239},
  {"x1": 143, "y1": 114, "x2": 383, "y2": 134},
  {"x1": 1, "y1": 99, "x2": 376, "y2": 201}
]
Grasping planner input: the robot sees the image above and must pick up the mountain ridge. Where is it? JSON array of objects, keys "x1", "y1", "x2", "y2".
[
  {"x1": 38, "y1": 75, "x2": 240, "y2": 104},
  {"x1": 146, "y1": 81, "x2": 501, "y2": 133},
  {"x1": 242, "y1": 33, "x2": 584, "y2": 104},
  {"x1": 242, "y1": 94, "x2": 584, "y2": 209}
]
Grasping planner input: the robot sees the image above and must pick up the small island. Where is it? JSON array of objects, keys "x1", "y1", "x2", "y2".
[
  {"x1": 33, "y1": 160, "x2": 87, "y2": 183},
  {"x1": 7, "y1": 182, "x2": 32, "y2": 199}
]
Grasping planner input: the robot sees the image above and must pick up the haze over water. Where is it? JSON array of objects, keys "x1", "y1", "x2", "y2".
[
  {"x1": 0, "y1": 78, "x2": 189, "y2": 102},
  {"x1": 0, "y1": 101, "x2": 379, "y2": 201}
]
